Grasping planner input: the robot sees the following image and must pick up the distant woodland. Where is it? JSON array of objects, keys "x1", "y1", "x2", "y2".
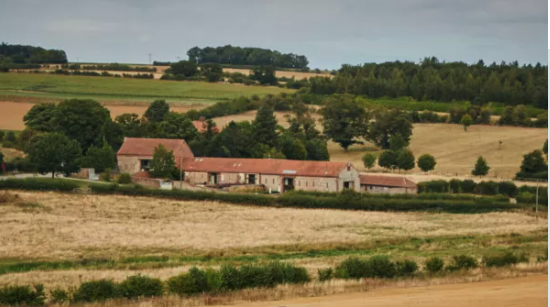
[
  {"x1": 186, "y1": 45, "x2": 309, "y2": 69},
  {"x1": 0, "y1": 42, "x2": 68, "y2": 64}
]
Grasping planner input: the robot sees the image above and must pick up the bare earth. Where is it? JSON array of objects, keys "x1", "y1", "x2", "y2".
[
  {"x1": 0, "y1": 191, "x2": 545, "y2": 260},
  {"x1": 223, "y1": 275, "x2": 548, "y2": 307}
]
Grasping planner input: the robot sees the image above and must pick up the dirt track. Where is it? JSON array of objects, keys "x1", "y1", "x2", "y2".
[{"x1": 224, "y1": 275, "x2": 547, "y2": 307}]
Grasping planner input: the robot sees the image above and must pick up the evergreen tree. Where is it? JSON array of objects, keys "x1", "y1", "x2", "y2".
[
  {"x1": 472, "y1": 156, "x2": 490, "y2": 177},
  {"x1": 252, "y1": 105, "x2": 278, "y2": 147}
]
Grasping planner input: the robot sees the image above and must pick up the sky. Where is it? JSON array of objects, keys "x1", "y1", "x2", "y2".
[{"x1": 0, "y1": 0, "x2": 547, "y2": 69}]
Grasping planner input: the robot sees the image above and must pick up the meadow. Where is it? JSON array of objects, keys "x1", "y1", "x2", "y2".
[{"x1": 0, "y1": 73, "x2": 295, "y2": 103}]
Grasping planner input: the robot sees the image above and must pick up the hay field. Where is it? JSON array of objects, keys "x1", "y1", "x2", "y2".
[
  {"x1": 214, "y1": 112, "x2": 547, "y2": 179},
  {"x1": 0, "y1": 191, "x2": 545, "y2": 260},
  {"x1": 222, "y1": 68, "x2": 331, "y2": 80}
]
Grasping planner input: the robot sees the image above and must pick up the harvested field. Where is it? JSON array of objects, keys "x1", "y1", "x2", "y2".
[
  {"x1": 223, "y1": 67, "x2": 331, "y2": 80},
  {"x1": 0, "y1": 191, "x2": 546, "y2": 260}
]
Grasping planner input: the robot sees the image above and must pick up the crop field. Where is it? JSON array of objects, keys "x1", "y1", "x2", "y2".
[
  {"x1": 0, "y1": 73, "x2": 295, "y2": 103},
  {"x1": 0, "y1": 191, "x2": 546, "y2": 286}
]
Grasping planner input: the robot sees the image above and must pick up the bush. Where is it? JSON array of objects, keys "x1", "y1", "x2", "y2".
[
  {"x1": 117, "y1": 274, "x2": 164, "y2": 298},
  {"x1": 460, "y1": 180, "x2": 477, "y2": 194},
  {"x1": 395, "y1": 259, "x2": 419, "y2": 276},
  {"x1": 425, "y1": 257, "x2": 445, "y2": 274},
  {"x1": 447, "y1": 255, "x2": 478, "y2": 271},
  {"x1": 475, "y1": 181, "x2": 499, "y2": 195},
  {"x1": 498, "y1": 181, "x2": 517, "y2": 197},
  {"x1": 49, "y1": 287, "x2": 70, "y2": 303},
  {"x1": 100, "y1": 169, "x2": 112, "y2": 182},
  {"x1": 73, "y1": 280, "x2": 119, "y2": 302},
  {"x1": 334, "y1": 256, "x2": 397, "y2": 279},
  {"x1": 0, "y1": 284, "x2": 45, "y2": 306},
  {"x1": 334, "y1": 257, "x2": 368, "y2": 279},
  {"x1": 417, "y1": 180, "x2": 449, "y2": 193},
  {"x1": 368, "y1": 255, "x2": 397, "y2": 278},
  {"x1": 318, "y1": 268, "x2": 334, "y2": 281},
  {"x1": 117, "y1": 173, "x2": 132, "y2": 184},
  {"x1": 205, "y1": 268, "x2": 224, "y2": 292},
  {"x1": 449, "y1": 179, "x2": 461, "y2": 193},
  {"x1": 483, "y1": 252, "x2": 524, "y2": 267},
  {"x1": 220, "y1": 264, "x2": 243, "y2": 290},
  {"x1": 167, "y1": 273, "x2": 197, "y2": 296}
]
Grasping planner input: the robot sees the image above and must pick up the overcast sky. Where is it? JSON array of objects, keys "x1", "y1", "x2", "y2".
[{"x1": 0, "y1": 0, "x2": 547, "y2": 69}]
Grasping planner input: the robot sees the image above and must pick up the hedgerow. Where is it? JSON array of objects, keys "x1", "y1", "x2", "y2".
[{"x1": 0, "y1": 178, "x2": 80, "y2": 192}]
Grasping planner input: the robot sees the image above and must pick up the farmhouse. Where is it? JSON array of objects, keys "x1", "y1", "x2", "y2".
[
  {"x1": 116, "y1": 137, "x2": 415, "y2": 194},
  {"x1": 360, "y1": 174, "x2": 417, "y2": 194}
]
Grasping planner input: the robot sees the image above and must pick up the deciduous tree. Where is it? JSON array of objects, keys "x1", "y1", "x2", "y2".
[
  {"x1": 144, "y1": 100, "x2": 170, "y2": 123},
  {"x1": 321, "y1": 95, "x2": 369, "y2": 151},
  {"x1": 27, "y1": 133, "x2": 82, "y2": 178},
  {"x1": 397, "y1": 149, "x2": 415, "y2": 172},
  {"x1": 149, "y1": 144, "x2": 177, "y2": 179},
  {"x1": 362, "y1": 153, "x2": 376, "y2": 169},
  {"x1": 417, "y1": 154, "x2": 436, "y2": 173}
]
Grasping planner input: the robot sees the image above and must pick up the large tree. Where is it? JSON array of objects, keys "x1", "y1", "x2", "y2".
[
  {"x1": 52, "y1": 99, "x2": 110, "y2": 152},
  {"x1": 200, "y1": 63, "x2": 223, "y2": 82},
  {"x1": 144, "y1": 100, "x2": 170, "y2": 123},
  {"x1": 378, "y1": 150, "x2": 398, "y2": 171},
  {"x1": 115, "y1": 113, "x2": 148, "y2": 137},
  {"x1": 366, "y1": 109, "x2": 412, "y2": 149},
  {"x1": 159, "y1": 112, "x2": 199, "y2": 141},
  {"x1": 519, "y1": 150, "x2": 547, "y2": 174},
  {"x1": 362, "y1": 153, "x2": 376, "y2": 169},
  {"x1": 305, "y1": 138, "x2": 330, "y2": 161},
  {"x1": 321, "y1": 95, "x2": 369, "y2": 151},
  {"x1": 250, "y1": 66, "x2": 278, "y2": 85},
  {"x1": 252, "y1": 105, "x2": 278, "y2": 147},
  {"x1": 396, "y1": 149, "x2": 415, "y2": 172},
  {"x1": 149, "y1": 144, "x2": 177, "y2": 179},
  {"x1": 276, "y1": 133, "x2": 307, "y2": 160},
  {"x1": 23, "y1": 103, "x2": 57, "y2": 132},
  {"x1": 169, "y1": 60, "x2": 198, "y2": 77},
  {"x1": 27, "y1": 133, "x2": 82, "y2": 178}
]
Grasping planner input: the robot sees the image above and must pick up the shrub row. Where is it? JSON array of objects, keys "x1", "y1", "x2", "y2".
[
  {"x1": 419, "y1": 179, "x2": 547, "y2": 199},
  {"x1": 515, "y1": 171, "x2": 548, "y2": 181},
  {"x1": 331, "y1": 256, "x2": 418, "y2": 280},
  {"x1": 0, "y1": 178, "x2": 80, "y2": 192},
  {"x1": 0, "y1": 263, "x2": 309, "y2": 305}
]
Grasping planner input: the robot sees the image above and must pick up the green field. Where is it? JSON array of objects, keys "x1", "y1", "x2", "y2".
[{"x1": 0, "y1": 73, "x2": 295, "y2": 102}]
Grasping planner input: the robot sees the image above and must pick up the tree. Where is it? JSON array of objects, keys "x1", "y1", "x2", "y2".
[
  {"x1": 252, "y1": 105, "x2": 278, "y2": 147},
  {"x1": 389, "y1": 134, "x2": 409, "y2": 151},
  {"x1": 321, "y1": 95, "x2": 369, "y2": 151},
  {"x1": 250, "y1": 66, "x2": 278, "y2": 85},
  {"x1": 81, "y1": 142, "x2": 116, "y2": 173},
  {"x1": 115, "y1": 113, "x2": 148, "y2": 137},
  {"x1": 367, "y1": 109, "x2": 412, "y2": 149},
  {"x1": 52, "y1": 99, "x2": 110, "y2": 152},
  {"x1": 519, "y1": 150, "x2": 547, "y2": 174},
  {"x1": 277, "y1": 134, "x2": 307, "y2": 160},
  {"x1": 23, "y1": 103, "x2": 57, "y2": 132},
  {"x1": 144, "y1": 100, "x2": 170, "y2": 123},
  {"x1": 362, "y1": 153, "x2": 376, "y2": 169},
  {"x1": 169, "y1": 60, "x2": 198, "y2": 77},
  {"x1": 417, "y1": 154, "x2": 436, "y2": 173},
  {"x1": 472, "y1": 156, "x2": 490, "y2": 177},
  {"x1": 97, "y1": 120, "x2": 124, "y2": 151},
  {"x1": 378, "y1": 150, "x2": 398, "y2": 171},
  {"x1": 0, "y1": 130, "x2": 4, "y2": 143},
  {"x1": 305, "y1": 138, "x2": 330, "y2": 161},
  {"x1": 5, "y1": 131, "x2": 16, "y2": 144},
  {"x1": 200, "y1": 63, "x2": 223, "y2": 82},
  {"x1": 149, "y1": 144, "x2": 177, "y2": 179},
  {"x1": 543, "y1": 139, "x2": 548, "y2": 155},
  {"x1": 397, "y1": 149, "x2": 415, "y2": 172},
  {"x1": 207, "y1": 121, "x2": 254, "y2": 158},
  {"x1": 460, "y1": 114, "x2": 472, "y2": 131},
  {"x1": 27, "y1": 133, "x2": 82, "y2": 178},
  {"x1": 159, "y1": 112, "x2": 199, "y2": 141}
]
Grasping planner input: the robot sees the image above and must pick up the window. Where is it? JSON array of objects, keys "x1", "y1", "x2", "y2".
[
  {"x1": 273, "y1": 179, "x2": 275, "y2": 184},
  {"x1": 140, "y1": 159, "x2": 151, "y2": 170},
  {"x1": 306, "y1": 182, "x2": 308, "y2": 187}
]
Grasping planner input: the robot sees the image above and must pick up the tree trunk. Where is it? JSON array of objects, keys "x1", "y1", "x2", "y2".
[{"x1": 51, "y1": 172, "x2": 55, "y2": 179}]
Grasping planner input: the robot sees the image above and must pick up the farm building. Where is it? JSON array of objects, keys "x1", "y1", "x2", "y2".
[
  {"x1": 116, "y1": 137, "x2": 415, "y2": 194},
  {"x1": 360, "y1": 175, "x2": 417, "y2": 194},
  {"x1": 117, "y1": 138, "x2": 194, "y2": 174}
]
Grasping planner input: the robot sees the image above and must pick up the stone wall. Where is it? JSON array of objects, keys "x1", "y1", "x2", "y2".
[
  {"x1": 361, "y1": 185, "x2": 417, "y2": 194},
  {"x1": 118, "y1": 155, "x2": 149, "y2": 174}
]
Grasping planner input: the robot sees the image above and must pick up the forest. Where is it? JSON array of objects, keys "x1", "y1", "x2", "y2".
[
  {"x1": 186, "y1": 45, "x2": 309, "y2": 69},
  {"x1": 308, "y1": 57, "x2": 548, "y2": 109},
  {"x1": 0, "y1": 42, "x2": 67, "y2": 64}
]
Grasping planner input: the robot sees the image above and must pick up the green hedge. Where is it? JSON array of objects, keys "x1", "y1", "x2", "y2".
[
  {"x1": 0, "y1": 178, "x2": 80, "y2": 192},
  {"x1": 515, "y1": 171, "x2": 548, "y2": 180},
  {"x1": 0, "y1": 284, "x2": 45, "y2": 306}
]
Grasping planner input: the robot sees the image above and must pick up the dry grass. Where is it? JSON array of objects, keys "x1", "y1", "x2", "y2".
[
  {"x1": 31, "y1": 264, "x2": 546, "y2": 307},
  {"x1": 0, "y1": 191, "x2": 546, "y2": 260},
  {"x1": 222, "y1": 68, "x2": 331, "y2": 80}
]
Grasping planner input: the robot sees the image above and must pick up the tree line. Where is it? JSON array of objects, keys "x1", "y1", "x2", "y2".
[
  {"x1": 306, "y1": 57, "x2": 548, "y2": 109},
  {"x1": 0, "y1": 42, "x2": 67, "y2": 64},
  {"x1": 186, "y1": 45, "x2": 309, "y2": 69}
]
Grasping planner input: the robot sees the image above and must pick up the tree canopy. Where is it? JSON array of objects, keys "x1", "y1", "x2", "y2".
[
  {"x1": 0, "y1": 42, "x2": 67, "y2": 64},
  {"x1": 472, "y1": 156, "x2": 490, "y2": 177},
  {"x1": 27, "y1": 133, "x2": 82, "y2": 178},
  {"x1": 519, "y1": 150, "x2": 547, "y2": 174},
  {"x1": 149, "y1": 144, "x2": 177, "y2": 179},
  {"x1": 367, "y1": 109, "x2": 413, "y2": 149},
  {"x1": 417, "y1": 154, "x2": 436, "y2": 173},
  {"x1": 81, "y1": 142, "x2": 116, "y2": 173},
  {"x1": 144, "y1": 100, "x2": 170, "y2": 123},
  {"x1": 321, "y1": 95, "x2": 369, "y2": 151}
]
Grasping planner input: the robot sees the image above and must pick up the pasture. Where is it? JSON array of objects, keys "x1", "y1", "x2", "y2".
[{"x1": 0, "y1": 73, "x2": 295, "y2": 103}]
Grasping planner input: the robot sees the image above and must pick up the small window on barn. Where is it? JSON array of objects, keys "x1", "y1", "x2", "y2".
[
  {"x1": 273, "y1": 179, "x2": 275, "y2": 184},
  {"x1": 347, "y1": 165, "x2": 351, "y2": 171},
  {"x1": 326, "y1": 183, "x2": 329, "y2": 188},
  {"x1": 306, "y1": 182, "x2": 308, "y2": 187},
  {"x1": 313, "y1": 181, "x2": 315, "y2": 187}
]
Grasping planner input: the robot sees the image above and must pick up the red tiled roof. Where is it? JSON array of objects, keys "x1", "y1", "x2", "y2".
[
  {"x1": 117, "y1": 138, "x2": 194, "y2": 160},
  {"x1": 360, "y1": 175, "x2": 417, "y2": 189},
  {"x1": 182, "y1": 157, "x2": 350, "y2": 177},
  {"x1": 192, "y1": 121, "x2": 220, "y2": 133}
]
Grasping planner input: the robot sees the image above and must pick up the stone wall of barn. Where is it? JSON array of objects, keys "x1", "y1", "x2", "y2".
[
  {"x1": 361, "y1": 185, "x2": 417, "y2": 194},
  {"x1": 117, "y1": 155, "x2": 150, "y2": 175},
  {"x1": 295, "y1": 177, "x2": 339, "y2": 192}
]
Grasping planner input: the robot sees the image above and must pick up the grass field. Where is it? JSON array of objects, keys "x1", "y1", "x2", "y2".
[
  {"x1": 0, "y1": 73, "x2": 295, "y2": 102},
  {"x1": 0, "y1": 190, "x2": 546, "y2": 294}
]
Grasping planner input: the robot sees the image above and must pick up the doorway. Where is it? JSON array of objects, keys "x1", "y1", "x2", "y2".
[
  {"x1": 344, "y1": 181, "x2": 354, "y2": 190},
  {"x1": 208, "y1": 173, "x2": 219, "y2": 185},
  {"x1": 283, "y1": 177, "x2": 295, "y2": 192},
  {"x1": 247, "y1": 174, "x2": 256, "y2": 184}
]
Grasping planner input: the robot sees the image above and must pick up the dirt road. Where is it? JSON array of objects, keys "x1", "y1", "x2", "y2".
[{"x1": 225, "y1": 275, "x2": 547, "y2": 307}]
